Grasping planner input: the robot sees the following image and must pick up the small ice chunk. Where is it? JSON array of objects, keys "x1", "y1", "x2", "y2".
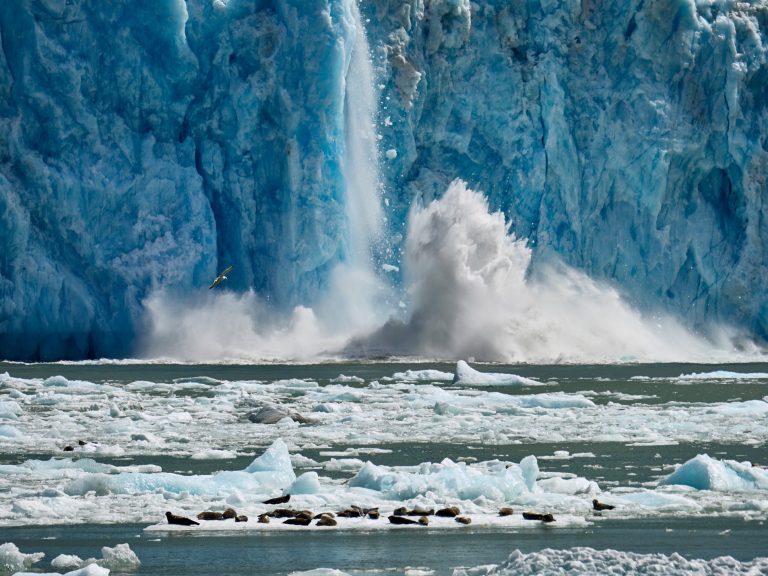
[
  {"x1": 51, "y1": 554, "x2": 84, "y2": 571},
  {"x1": 0, "y1": 400, "x2": 22, "y2": 419},
  {"x1": 0, "y1": 542, "x2": 45, "y2": 573},
  {"x1": 290, "y1": 471, "x2": 321, "y2": 494},
  {"x1": 452, "y1": 361, "x2": 543, "y2": 386},
  {"x1": 393, "y1": 369, "x2": 453, "y2": 381},
  {"x1": 385, "y1": 149, "x2": 397, "y2": 159},
  {"x1": 381, "y1": 263, "x2": 400, "y2": 273},
  {"x1": 100, "y1": 543, "x2": 141, "y2": 571},
  {"x1": 330, "y1": 375, "x2": 364, "y2": 383},
  {"x1": 660, "y1": 454, "x2": 768, "y2": 491},
  {"x1": 190, "y1": 449, "x2": 237, "y2": 460}
]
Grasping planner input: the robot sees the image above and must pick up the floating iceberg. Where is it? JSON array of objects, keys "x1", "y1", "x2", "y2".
[
  {"x1": 660, "y1": 454, "x2": 768, "y2": 492},
  {"x1": 452, "y1": 361, "x2": 543, "y2": 387}
]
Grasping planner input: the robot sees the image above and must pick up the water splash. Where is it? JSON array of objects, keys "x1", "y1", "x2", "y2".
[{"x1": 349, "y1": 180, "x2": 757, "y2": 363}]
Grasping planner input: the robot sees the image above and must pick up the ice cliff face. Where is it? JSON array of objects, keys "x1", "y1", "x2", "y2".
[{"x1": 1, "y1": 0, "x2": 767, "y2": 359}]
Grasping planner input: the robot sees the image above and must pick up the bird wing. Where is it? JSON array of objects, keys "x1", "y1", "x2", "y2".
[{"x1": 208, "y1": 265, "x2": 233, "y2": 289}]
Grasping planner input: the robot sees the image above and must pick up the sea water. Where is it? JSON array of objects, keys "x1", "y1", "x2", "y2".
[{"x1": 1, "y1": 361, "x2": 767, "y2": 575}]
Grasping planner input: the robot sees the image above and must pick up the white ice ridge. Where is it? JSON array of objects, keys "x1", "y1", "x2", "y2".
[
  {"x1": 677, "y1": 370, "x2": 768, "y2": 380},
  {"x1": 453, "y1": 548, "x2": 768, "y2": 576}
]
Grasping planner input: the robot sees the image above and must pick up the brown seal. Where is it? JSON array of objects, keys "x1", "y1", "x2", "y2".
[
  {"x1": 522, "y1": 512, "x2": 555, "y2": 523},
  {"x1": 388, "y1": 515, "x2": 418, "y2": 525},
  {"x1": 269, "y1": 508, "x2": 298, "y2": 518},
  {"x1": 337, "y1": 506, "x2": 364, "y2": 518},
  {"x1": 407, "y1": 507, "x2": 434, "y2": 516},
  {"x1": 283, "y1": 516, "x2": 311, "y2": 526},
  {"x1": 235, "y1": 515, "x2": 248, "y2": 522},
  {"x1": 197, "y1": 511, "x2": 224, "y2": 521},
  {"x1": 316, "y1": 514, "x2": 337, "y2": 527},
  {"x1": 436, "y1": 506, "x2": 460, "y2": 517},
  {"x1": 498, "y1": 507, "x2": 514, "y2": 516},
  {"x1": 592, "y1": 499, "x2": 615, "y2": 511},
  {"x1": 222, "y1": 508, "x2": 237, "y2": 519},
  {"x1": 263, "y1": 494, "x2": 290, "y2": 505},
  {"x1": 455, "y1": 516, "x2": 471, "y2": 525},
  {"x1": 257, "y1": 513, "x2": 270, "y2": 524},
  {"x1": 165, "y1": 511, "x2": 199, "y2": 526}
]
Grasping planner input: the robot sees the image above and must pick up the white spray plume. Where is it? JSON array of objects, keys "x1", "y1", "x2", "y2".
[{"x1": 349, "y1": 179, "x2": 758, "y2": 363}]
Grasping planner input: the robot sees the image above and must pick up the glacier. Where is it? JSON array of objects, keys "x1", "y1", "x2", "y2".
[{"x1": 1, "y1": 0, "x2": 767, "y2": 359}]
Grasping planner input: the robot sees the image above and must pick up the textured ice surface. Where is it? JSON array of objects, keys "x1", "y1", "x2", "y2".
[
  {"x1": 453, "y1": 548, "x2": 768, "y2": 576},
  {"x1": 2, "y1": 0, "x2": 768, "y2": 360}
]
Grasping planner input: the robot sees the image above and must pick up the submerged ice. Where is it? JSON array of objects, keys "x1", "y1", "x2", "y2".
[{"x1": 1, "y1": 0, "x2": 768, "y2": 360}]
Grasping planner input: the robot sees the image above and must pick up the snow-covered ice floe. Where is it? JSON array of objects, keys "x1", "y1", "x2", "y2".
[{"x1": 452, "y1": 548, "x2": 768, "y2": 575}]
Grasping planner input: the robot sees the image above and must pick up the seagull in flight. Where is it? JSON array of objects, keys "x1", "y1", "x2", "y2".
[{"x1": 209, "y1": 265, "x2": 233, "y2": 289}]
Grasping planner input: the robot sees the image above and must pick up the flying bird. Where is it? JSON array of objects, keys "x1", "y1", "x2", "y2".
[{"x1": 209, "y1": 265, "x2": 233, "y2": 289}]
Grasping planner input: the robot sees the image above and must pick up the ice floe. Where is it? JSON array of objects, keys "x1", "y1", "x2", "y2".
[{"x1": 452, "y1": 361, "x2": 543, "y2": 386}]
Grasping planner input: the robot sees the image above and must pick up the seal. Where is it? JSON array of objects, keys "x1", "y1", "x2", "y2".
[
  {"x1": 316, "y1": 514, "x2": 337, "y2": 527},
  {"x1": 165, "y1": 511, "x2": 199, "y2": 526},
  {"x1": 222, "y1": 508, "x2": 237, "y2": 519},
  {"x1": 235, "y1": 515, "x2": 248, "y2": 522},
  {"x1": 407, "y1": 507, "x2": 434, "y2": 516},
  {"x1": 436, "y1": 506, "x2": 460, "y2": 517},
  {"x1": 269, "y1": 508, "x2": 298, "y2": 518},
  {"x1": 388, "y1": 515, "x2": 418, "y2": 525},
  {"x1": 367, "y1": 509, "x2": 380, "y2": 520},
  {"x1": 337, "y1": 506, "x2": 364, "y2": 518},
  {"x1": 197, "y1": 511, "x2": 224, "y2": 521},
  {"x1": 263, "y1": 494, "x2": 290, "y2": 505},
  {"x1": 522, "y1": 512, "x2": 555, "y2": 523},
  {"x1": 257, "y1": 513, "x2": 270, "y2": 524},
  {"x1": 592, "y1": 499, "x2": 615, "y2": 511},
  {"x1": 283, "y1": 516, "x2": 311, "y2": 526},
  {"x1": 455, "y1": 516, "x2": 471, "y2": 525}
]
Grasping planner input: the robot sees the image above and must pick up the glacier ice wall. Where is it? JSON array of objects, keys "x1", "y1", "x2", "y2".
[
  {"x1": 1, "y1": 0, "x2": 767, "y2": 359},
  {"x1": 372, "y1": 0, "x2": 768, "y2": 344}
]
